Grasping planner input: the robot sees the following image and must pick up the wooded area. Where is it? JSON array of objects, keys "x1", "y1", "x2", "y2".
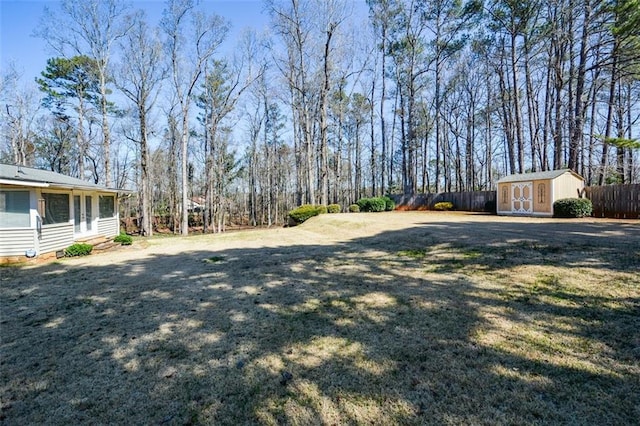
[{"x1": 1, "y1": 0, "x2": 639, "y2": 234}]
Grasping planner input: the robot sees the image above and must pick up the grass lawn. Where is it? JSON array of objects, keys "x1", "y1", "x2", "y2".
[{"x1": 1, "y1": 212, "x2": 639, "y2": 425}]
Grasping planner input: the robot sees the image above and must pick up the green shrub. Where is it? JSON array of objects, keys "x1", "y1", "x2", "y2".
[
  {"x1": 370, "y1": 197, "x2": 387, "y2": 212},
  {"x1": 348, "y1": 204, "x2": 360, "y2": 213},
  {"x1": 327, "y1": 204, "x2": 341, "y2": 213},
  {"x1": 382, "y1": 196, "x2": 396, "y2": 211},
  {"x1": 356, "y1": 197, "x2": 387, "y2": 212},
  {"x1": 65, "y1": 243, "x2": 93, "y2": 257},
  {"x1": 114, "y1": 232, "x2": 133, "y2": 245},
  {"x1": 434, "y1": 201, "x2": 454, "y2": 211},
  {"x1": 553, "y1": 198, "x2": 592, "y2": 218},
  {"x1": 288, "y1": 204, "x2": 322, "y2": 225},
  {"x1": 316, "y1": 205, "x2": 328, "y2": 214}
]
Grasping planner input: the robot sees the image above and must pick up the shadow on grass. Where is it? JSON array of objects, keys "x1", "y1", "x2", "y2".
[{"x1": 1, "y1": 218, "x2": 639, "y2": 424}]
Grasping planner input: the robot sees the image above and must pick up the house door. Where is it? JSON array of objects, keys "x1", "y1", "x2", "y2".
[
  {"x1": 74, "y1": 195, "x2": 82, "y2": 233},
  {"x1": 511, "y1": 182, "x2": 533, "y2": 214},
  {"x1": 85, "y1": 195, "x2": 93, "y2": 231},
  {"x1": 74, "y1": 194, "x2": 96, "y2": 237}
]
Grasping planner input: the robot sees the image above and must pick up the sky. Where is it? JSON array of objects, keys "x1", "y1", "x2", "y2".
[{"x1": 0, "y1": 0, "x2": 273, "y2": 85}]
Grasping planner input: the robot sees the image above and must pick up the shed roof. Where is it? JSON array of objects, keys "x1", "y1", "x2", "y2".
[
  {"x1": 0, "y1": 163, "x2": 123, "y2": 192},
  {"x1": 497, "y1": 169, "x2": 583, "y2": 184}
]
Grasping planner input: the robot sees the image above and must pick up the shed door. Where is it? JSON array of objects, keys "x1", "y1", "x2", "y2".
[{"x1": 511, "y1": 182, "x2": 533, "y2": 214}]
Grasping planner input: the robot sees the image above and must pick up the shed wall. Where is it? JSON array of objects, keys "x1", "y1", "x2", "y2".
[
  {"x1": 553, "y1": 174, "x2": 583, "y2": 200},
  {"x1": 532, "y1": 179, "x2": 552, "y2": 214},
  {"x1": 497, "y1": 183, "x2": 510, "y2": 212}
]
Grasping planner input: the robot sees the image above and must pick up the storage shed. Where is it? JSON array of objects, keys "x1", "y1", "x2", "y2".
[{"x1": 496, "y1": 169, "x2": 584, "y2": 216}]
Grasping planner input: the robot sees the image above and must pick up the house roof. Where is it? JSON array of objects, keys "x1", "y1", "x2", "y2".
[
  {"x1": 0, "y1": 163, "x2": 124, "y2": 193},
  {"x1": 497, "y1": 169, "x2": 583, "y2": 184}
]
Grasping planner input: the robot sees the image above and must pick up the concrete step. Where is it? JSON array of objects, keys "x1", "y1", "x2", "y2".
[
  {"x1": 75, "y1": 235, "x2": 121, "y2": 253},
  {"x1": 92, "y1": 240, "x2": 119, "y2": 252},
  {"x1": 76, "y1": 235, "x2": 110, "y2": 246}
]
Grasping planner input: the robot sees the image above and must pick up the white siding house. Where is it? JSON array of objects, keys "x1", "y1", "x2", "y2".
[{"x1": 0, "y1": 164, "x2": 125, "y2": 263}]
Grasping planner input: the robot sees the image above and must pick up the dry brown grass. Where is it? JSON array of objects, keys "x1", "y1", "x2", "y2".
[{"x1": 1, "y1": 212, "x2": 639, "y2": 425}]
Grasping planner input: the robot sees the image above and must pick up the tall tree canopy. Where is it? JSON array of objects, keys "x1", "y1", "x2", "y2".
[{"x1": 1, "y1": 0, "x2": 638, "y2": 234}]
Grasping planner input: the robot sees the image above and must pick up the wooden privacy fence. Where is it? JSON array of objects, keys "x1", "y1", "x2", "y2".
[
  {"x1": 394, "y1": 185, "x2": 638, "y2": 218},
  {"x1": 392, "y1": 191, "x2": 496, "y2": 212},
  {"x1": 586, "y1": 184, "x2": 640, "y2": 219}
]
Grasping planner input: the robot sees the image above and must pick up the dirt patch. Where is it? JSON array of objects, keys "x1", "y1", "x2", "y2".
[{"x1": 1, "y1": 212, "x2": 638, "y2": 424}]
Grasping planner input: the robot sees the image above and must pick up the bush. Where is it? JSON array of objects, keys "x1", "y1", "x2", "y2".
[
  {"x1": 114, "y1": 232, "x2": 133, "y2": 246},
  {"x1": 316, "y1": 205, "x2": 328, "y2": 214},
  {"x1": 382, "y1": 196, "x2": 396, "y2": 211},
  {"x1": 356, "y1": 197, "x2": 387, "y2": 212},
  {"x1": 65, "y1": 243, "x2": 93, "y2": 257},
  {"x1": 348, "y1": 204, "x2": 360, "y2": 213},
  {"x1": 553, "y1": 198, "x2": 592, "y2": 218},
  {"x1": 434, "y1": 201, "x2": 454, "y2": 211},
  {"x1": 327, "y1": 204, "x2": 341, "y2": 213},
  {"x1": 371, "y1": 198, "x2": 385, "y2": 212},
  {"x1": 288, "y1": 204, "x2": 322, "y2": 225}
]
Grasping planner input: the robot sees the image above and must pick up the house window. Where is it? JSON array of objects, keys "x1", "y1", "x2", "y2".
[
  {"x1": 538, "y1": 183, "x2": 546, "y2": 204},
  {"x1": 501, "y1": 187, "x2": 508, "y2": 204},
  {"x1": 99, "y1": 195, "x2": 115, "y2": 218},
  {"x1": 42, "y1": 193, "x2": 70, "y2": 224},
  {"x1": 0, "y1": 190, "x2": 30, "y2": 227}
]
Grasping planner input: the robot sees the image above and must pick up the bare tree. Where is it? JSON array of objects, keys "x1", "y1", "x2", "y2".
[
  {"x1": 367, "y1": 0, "x2": 399, "y2": 195},
  {"x1": 162, "y1": 0, "x2": 229, "y2": 235},
  {"x1": 0, "y1": 66, "x2": 40, "y2": 166},
  {"x1": 316, "y1": 1, "x2": 350, "y2": 205},
  {"x1": 116, "y1": 11, "x2": 165, "y2": 236},
  {"x1": 267, "y1": 0, "x2": 318, "y2": 204},
  {"x1": 198, "y1": 30, "x2": 263, "y2": 233}
]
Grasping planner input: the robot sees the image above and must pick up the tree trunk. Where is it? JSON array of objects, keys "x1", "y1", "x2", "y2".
[
  {"x1": 355, "y1": 122, "x2": 362, "y2": 201},
  {"x1": 180, "y1": 111, "x2": 189, "y2": 235},
  {"x1": 370, "y1": 85, "x2": 377, "y2": 197},
  {"x1": 100, "y1": 72, "x2": 112, "y2": 187},
  {"x1": 523, "y1": 37, "x2": 538, "y2": 172},
  {"x1": 498, "y1": 43, "x2": 516, "y2": 175},
  {"x1": 510, "y1": 32, "x2": 525, "y2": 173},
  {"x1": 139, "y1": 106, "x2": 152, "y2": 236},
  {"x1": 598, "y1": 45, "x2": 618, "y2": 185},
  {"x1": 569, "y1": 0, "x2": 591, "y2": 171},
  {"x1": 76, "y1": 95, "x2": 87, "y2": 180},
  {"x1": 434, "y1": 59, "x2": 442, "y2": 192},
  {"x1": 320, "y1": 24, "x2": 335, "y2": 206},
  {"x1": 379, "y1": 28, "x2": 387, "y2": 196},
  {"x1": 553, "y1": 39, "x2": 565, "y2": 169}
]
